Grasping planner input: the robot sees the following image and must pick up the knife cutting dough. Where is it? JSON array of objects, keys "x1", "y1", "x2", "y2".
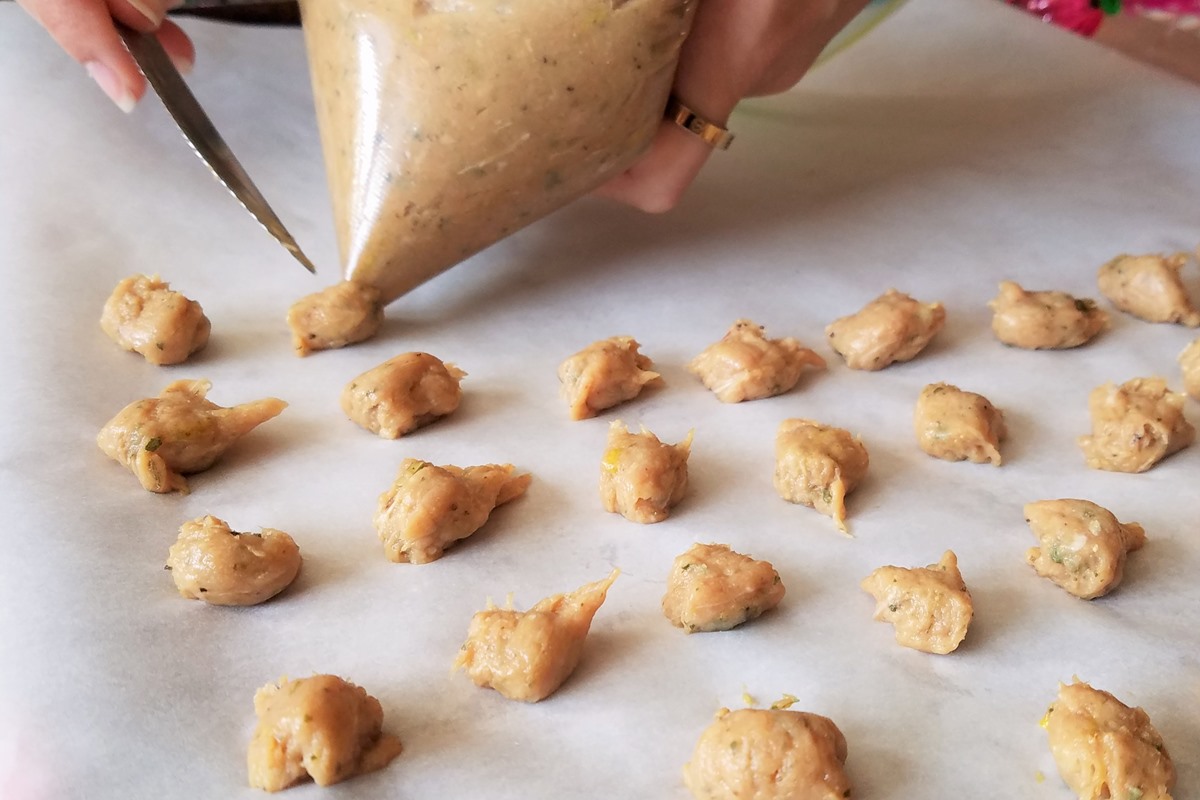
[{"x1": 14, "y1": 0, "x2": 868, "y2": 302}]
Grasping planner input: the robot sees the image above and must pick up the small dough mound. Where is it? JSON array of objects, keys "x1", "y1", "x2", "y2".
[
  {"x1": 599, "y1": 421, "x2": 692, "y2": 524},
  {"x1": 166, "y1": 515, "x2": 301, "y2": 606},
  {"x1": 687, "y1": 319, "x2": 826, "y2": 403},
  {"x1": 100, "y1": 274, "x2": 211, "y2": 365},
  {"x1": 773, "y1": 418, "x2": 869, "y2": 534},
  {"x1": 287, "y1": 280, "x2": 384, "y2": 357},
  {"x1": 341, "y1": 352, "x2": 466, "y2": 438},
  {"x1": 1078, "y1": 378, "x2": 1195, "y2": 473},
  {"x1": 374, "y1": 458, "x2": 531, "y2": 564},
  {"x1": 914, "y1": 383, "x2": 1007, "y2": 466},
  {"x1": 1097, "y1": 253, "x2": 1200, "y2": 327},
  {"x1": 247, "y1": 674, "x2": 403, "y2": 792},
  {"x1": 662, "y1": 543, "x2": 784, "y2": 633},
  {"x1": 860, "y1": 550, "x2": 973, "y2": 655},
  {"x1": 96, "y1": 379, "x2": 287, "y2": 494},
  {"x1": 558, "y1": 336, "x2": 661, "y2": 420},
  {"x1": 825, "y1": 289, "x2": 946, "y2": 370},
  {"x1": 1180, "y1": 337, "x2": 1200, "y2": 400},
  {"x1": 1044, "y1": 681, "x2": 1175, "y2": 800},
  {"x1": 989, "y1": 281, "x2": 1108, "y2": 349},
  {"x1": 454, "y1": 570, "x2": 618, "y2": 703},
  {"x1": 682, "y1": 708, "x2": 851, "y2": 800},
  {"x1": 1024, "y1": 499, "x2": 1145, "y2": 600}
]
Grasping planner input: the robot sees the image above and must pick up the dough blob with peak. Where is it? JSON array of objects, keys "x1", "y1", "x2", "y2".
[
  {"x1": 1044, "y1": 681, "x2": 1174, "y2": 800},
  {"x1": 774, "y1": 418, "x2": 869, "y2": 533},
  {"x1": 688, "y1": 319, "x2": 825, "y2": 403},
  {"x1": 375, "y1": 458, "x2": 530, "y2": 564},
  {"x1": 96, "y1": 379, "x2": 286, "y2": 493},
  {"x1": 455, "y1": 570, "x2": 618, "y2": 702},
  {"x1": 247, "y1": 674, "x2": 403, "y2": 792}
]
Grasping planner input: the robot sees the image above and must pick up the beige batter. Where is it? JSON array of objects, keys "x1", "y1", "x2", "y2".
[
  {"x1": 688, "y1": 319, "x2": 826, "y2": 403},
  {"x1": 100, "y1": 274, "x2": 210, "y2": 365},
  {"x1": 559, "y1": 336, "x2": 661, "y2": 421},
  {"x1": 1024, "y1": 499, "x2": 1145, "y2": 600},
  {"x1": 825, "y1": 289, "x2": 945, "y2": 370},
  {"x1": 247, "y1": 674, "x2": 403, "y2": 792},
  {"x1": 341, "y1": 352, "x2": 466, "y2": 438},
  {"x1": 860, "y1": 550, "x2": 973, "y2": 655},
  {"x1": 662, "y1": 543, "x2": 785, "y2": 633},
  {"x1": 1044, "y1": 681, "x2": 1175, "y2": 800},
  {"x1": 166, "y1": 515, "x2": 302, "y2": 606},
  {"x1": 1097, "y1": 253, "x2": 1200, "y2": 327},
  {"x1": 1078, "y1": 377, "x2": 1194, "y2": 473},
  {"x1": 287, "y1": 280, "x2": 383, "y2": 356},
  {"x1": 455, "y1": 570, "x2": 618, "y2": 702},
  {"x1": 599, "y1": 421, "x2": 692, "y2": 523},
  {"x1": 989, "y1": 280, "x2": 1108, "y2": 349},
  {"x1": 774, "y1": 418, "x2": 869, "y2": 533},
  {"x1": 683, "y1": 708, "x2": 851, "y2": 800},
  {"x1": 96, "y1": 379, "x2": 286, "y2": 493},
  {"x1": 914, "y1": 382, "x2": 1007, "y2": 466},
  {"x1": 375, "y1": 458, "x2": 531, "y2": 564},
  {"x1": 300, "y1": 0, "x2": 696, "y2": 302}
]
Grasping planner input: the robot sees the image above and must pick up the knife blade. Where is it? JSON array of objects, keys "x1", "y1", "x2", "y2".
[{"x1": 118, "y1": 23, "x2": 317, "y2": 274}]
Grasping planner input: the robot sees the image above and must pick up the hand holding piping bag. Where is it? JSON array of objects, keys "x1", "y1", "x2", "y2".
[{"x1": 597, "y1": 0, "x2": 871, "y2": 212}]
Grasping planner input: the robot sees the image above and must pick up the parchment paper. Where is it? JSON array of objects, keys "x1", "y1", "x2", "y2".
[{"x1": 1, "y1": 1, "x2": 1198, "y2": 797}]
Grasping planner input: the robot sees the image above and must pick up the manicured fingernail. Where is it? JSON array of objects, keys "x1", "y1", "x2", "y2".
[
  {"x1": 85, "y1": 61, "x2": 136, "y2": 113},
  {"x1": 127, "y1": 0, "x2": 165, "y2": 26},
  {"x1": 169, "y1": 50, "x2": 195, "y2": 76}
]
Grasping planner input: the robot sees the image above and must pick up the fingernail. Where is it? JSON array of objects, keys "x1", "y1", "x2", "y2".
[
  {"x1": 169, "y1": 50, "x2": 195, "y2": 76},
  {"x1": 127, "y1": 0, "x2": 165, "y2": 26},
  {"x1": 85, "y1": 61, "x2": 137, "y2": 113}
]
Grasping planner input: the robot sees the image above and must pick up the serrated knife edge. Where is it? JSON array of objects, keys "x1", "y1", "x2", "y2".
[{"x1": 118, "y1": 24, "x2": 317, "y2": 274}]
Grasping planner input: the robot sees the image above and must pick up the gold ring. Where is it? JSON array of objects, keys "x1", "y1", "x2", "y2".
[{"x1": 665, "y1": 96, "x2": 734, "y2": 151}]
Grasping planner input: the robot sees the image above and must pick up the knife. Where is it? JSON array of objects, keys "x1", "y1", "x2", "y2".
[{"x1": 117, "y1": 23, "x2": 317, "y2": 274}]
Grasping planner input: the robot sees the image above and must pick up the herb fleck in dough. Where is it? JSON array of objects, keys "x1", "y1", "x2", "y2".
[
  {"x1": 914, "y1": 382, "x2": 1006, "y2": 465},
  {"x1": 599, "y1": 421, "x2": 692, "y2": 523},
  {"x1": 247, "y1": 674, "x2": 403, "y2": 792},
  {"x1": 341, "y1": 352, "x2": 466, "y2": 438},
  {"x1": 96, "y1": 379, "x2": 287, "y2": 493},
  {"x1": 166, "y1": 515, "x2": 301, "y2": 606},
  {"x1": 662, "y1": 543, "x2": 785, "y2": 633},
  {"x1": 688, "y1": 319, "x2": 826, "y2": 403},
  {"x1": 287, "y1": 280, "x2": 384, "y2": 357},
  {"x1": 988, "y1": 280, "x2": 1108, "y2": 349},
  {"x1": 773, "y1": 419, "x2": 869, "y2": 533},
  {"x1": 100, "y1": 274, "x2": 210, "y2": 365},
  {"x1": 825, "y1": 289, "x2": 945, "y2": 370},
  {"x1": 1023, "y1": 499, "x2": 1145, "y2": 600},
  {"x1": 1077, "y1": 378, "x2": 1194, "y2": 473},
  {"x1": 1097, "y1": 253, "x2": 1200, "y2": 327},
  {"x1": 374, "y1": 458, "x2": 530, "y2": 564},
  {"x1": 860, "y1": 550, "x2": 973, "y2": 654},
  {"x1": 558, "y1": 336, "x2": 661, "y2": 420},
  {"x1": 1043, "y1": 681, "x2": 1175, "y2": 800},
  {"x1": 454, "y1": 570, "x2": 618, "y2": 703},
  {"x1": 683, "y1": 708, "x2": 851, "y2": 800}
]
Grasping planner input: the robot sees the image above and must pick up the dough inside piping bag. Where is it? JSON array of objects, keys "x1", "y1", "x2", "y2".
[{"x1": 300, "y1": 0, "x2": 696, "y2": 303}]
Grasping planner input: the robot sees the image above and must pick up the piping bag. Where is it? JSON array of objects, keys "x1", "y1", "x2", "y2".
[{"x1": 299, "y1": 0, "x2": 697, "y2": 304}]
